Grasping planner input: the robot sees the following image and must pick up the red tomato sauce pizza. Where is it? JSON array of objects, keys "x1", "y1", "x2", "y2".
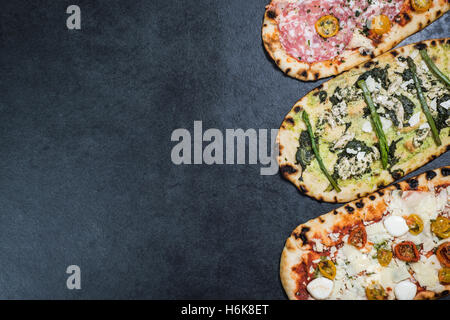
[{"x1": 280, "y1": 167, "x2": 450, "y2": 299}]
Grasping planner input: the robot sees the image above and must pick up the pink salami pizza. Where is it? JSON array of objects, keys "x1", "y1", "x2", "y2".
[{"x1": 262, "y1": 0, "x2": 449, "y2": 80}]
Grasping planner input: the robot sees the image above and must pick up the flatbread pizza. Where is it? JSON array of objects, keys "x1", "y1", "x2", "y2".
[
  {"x1": 262, "y1": 0, "x2": 449, "y2": 81},
  {"x1": 280, "y1": 167, "x2": 450, "y2": 300},
  {"x1": 278, "y1": 38, "x2": 450, "y2": 203}
]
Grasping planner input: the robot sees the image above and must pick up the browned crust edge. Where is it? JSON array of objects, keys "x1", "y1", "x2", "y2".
[{"x1": 280, "y1": 166, "x2": 450, "y2": 300}]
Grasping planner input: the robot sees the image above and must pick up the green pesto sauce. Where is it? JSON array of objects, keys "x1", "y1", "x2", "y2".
[{"x1": 295, "y1": 43, "x2": 449, "y2": 188}]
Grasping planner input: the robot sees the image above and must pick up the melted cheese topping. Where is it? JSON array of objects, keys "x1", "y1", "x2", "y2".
[{"x1": 308, "y1": 187, "x2": 449, "y2": 300}]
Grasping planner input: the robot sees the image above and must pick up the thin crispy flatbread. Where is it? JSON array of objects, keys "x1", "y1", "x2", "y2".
[
  {"x1": 262, "y1": 0, "x2": 449, "y2": 81},
  {"x1": 278, "y1": 38, "x2": 450, "y2": 203},
  {"x1": 280, "y1": 167, "x2": 450, "y2": 300}
]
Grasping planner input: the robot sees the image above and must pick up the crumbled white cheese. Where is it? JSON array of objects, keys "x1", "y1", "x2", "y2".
[
  {"x1": 408, "y1": 112, "x2": 421, "y2": 127},
  {"x1": 380, "y1": 117, "x2": 392, "y2": 131},
  {"x1": 420, "y1": 61, "x2": 429, "y2": 72},
  {"x1": 362, "y1": 120, "x2": 373, "y2": 133},
  {"x1": 429, "y1": 98, "x2": 437, "y2": 112},
  {"x1": 311, "y1": 238, "x2": 324, "y2": 252},
  {"x1": 330, "y1": 133, "x2": 355, "y2": 152},
  {"x1": 365, "y1": 76, "x2": 381, "y2": 92},
  {"x1": 400, "y1": 79, "x2": 414, "y2": 90},
  {"x1": 331, "y1": 101, "x2": 348, "y2": 125},
  {"x1": 329, "y1": 233, "x2": 340, "y2": 242},
  {"x1": 410, "y1": 50, "x2": 418, "y2": 59},
  {"x1": 357, "y1": 151, "x2": 367, "y2": 161},
  {"x1": 440, "y1": 99, "x2": 450, "y2": 110},
  {"x1": 330, "y1": 246, "x2": 337, "y2": 256}
]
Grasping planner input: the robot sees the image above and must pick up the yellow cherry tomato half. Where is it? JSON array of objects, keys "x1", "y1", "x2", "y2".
[
  {"x1": 371, "y1": 15, "x2": 391, "y2": 35},
  {"x1": 431, "y1": 216, "x2": 450, "y2": 239},
  {"x1": 318, "y1": 259, "x2": 337, "y2": 280},
  {"x1": 438, "y1": 267, "x2": 450, "y2": 284},
  {"x1": 365, "y1": 283, "x2": 388, "y2": 300},
  {"x1": 377, "y1": 249, "x2": 393, "y2": 267},
  {"x1": 411, "y1": 0, "x2": 432, "y2": 13},
  {"x1": 315, "y1": 15, "x2": 340, "y2": 38},
  {"x1": 406, "y1": 214, "x2": 424, "y2": 235}
]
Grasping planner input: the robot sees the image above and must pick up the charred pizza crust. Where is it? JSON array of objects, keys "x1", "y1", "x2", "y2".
[
  {"x1": 278, "y1": 38, "x2": 450, "y2": 203},
  {"x1": 262, "y1": 0, "x2": 449, "y2": 81},
  {"x1": 280, "y1": 166, "x2": 450, "y2": 300}
]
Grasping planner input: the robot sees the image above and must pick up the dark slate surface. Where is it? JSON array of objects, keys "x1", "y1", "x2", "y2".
[{"x1": 0, "y1": 0, "x2": 448, "y2": 299}]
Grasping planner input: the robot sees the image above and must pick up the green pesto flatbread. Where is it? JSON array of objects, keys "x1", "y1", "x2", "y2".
[{"x1": 278, "y1": 38, "x2": 450, "y2": 203}]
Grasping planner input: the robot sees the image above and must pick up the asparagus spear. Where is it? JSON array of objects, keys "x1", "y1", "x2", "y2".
[
  {"x1": 407, "y1": 57, "x2": 442, "y2": 146},
  {"x1": 419, "y1": 49, "x2": 450, "y2": 87},
  {"x1": 357, "y1": 80, "x2": 389, "y2": 169},
  {"x1": 302, "y1": 111, "x2": 341, "y2": 192}
]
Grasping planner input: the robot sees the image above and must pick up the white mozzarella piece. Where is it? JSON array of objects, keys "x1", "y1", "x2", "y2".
[
  {"x1": 383, "y1": 216, "x2": 409, "y2": 237},
  {"x1": 394, "y1": 280, "x2": 417, "y2": 300},
  {"x1": 307, "y1": 278, "x2": 334, "y2": 300}
]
